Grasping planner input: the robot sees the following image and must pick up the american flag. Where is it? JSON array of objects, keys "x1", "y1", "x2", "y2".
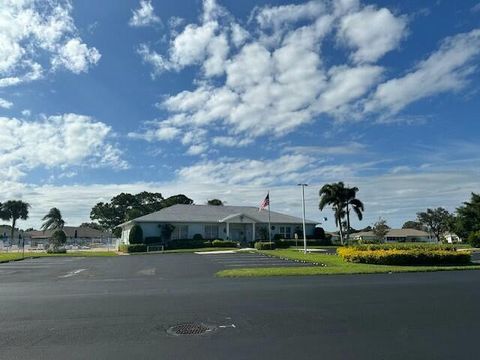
[{"x1": 259, "y1": 192, "x2": 270, "y2": 211}]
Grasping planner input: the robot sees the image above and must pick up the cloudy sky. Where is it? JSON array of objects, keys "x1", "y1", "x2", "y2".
[{"x1": 1, "y1": 0, "x2": 480, "y2": 231}]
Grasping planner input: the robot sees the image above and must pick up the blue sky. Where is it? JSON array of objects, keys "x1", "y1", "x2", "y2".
[{"x1": 1, "y1": 0, "x2": 480, "y2": 230}]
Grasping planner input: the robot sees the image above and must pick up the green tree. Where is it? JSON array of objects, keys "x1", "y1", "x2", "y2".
[
  {"x1": 372, "y1": 218, "x2": 389, "y2": 242},
  {"x1": 90, "y1": 192, "x2": 193, "y2": 233},
  {"x1": 319, "y1": 182, "x2": 364, "y2": 245},
  {"x1": 417, "y1": 207, "x2": 453, "y2": 243},
  {"x1": 79, "y1": 222, "x2": 104, "y2": 231},
  {"x1": 207, "y1": 199, "x2": 224, "y2": 206},
  {"x1": 402, "y1": 220, "x2": 424, "y2": 231},
  {"x1": 41, "y1": 207, "x2": 65, "y2": 231},
  {"x1": 48, "y1": 230, "x2": 67, "y2": 251},
  {"x1": 161, "y1": 194, "x2": 194, "y2": 208},
  {"x1": 455, "y1": 193, "x2": 480, "y2": 239},
  {"x1": 0, "y1": 200, "x2": 30, "y2": 245},
  {"x1": 129, "y1": 224, "x2": 143, "y2": 244},
  {"x1": 343, "y1": 186, "x2": 364, "y2": 243}
]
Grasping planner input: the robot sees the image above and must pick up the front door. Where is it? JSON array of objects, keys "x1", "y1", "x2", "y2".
[{"x1": 230, "y1": 224, "x2": 246, "y2": 242}]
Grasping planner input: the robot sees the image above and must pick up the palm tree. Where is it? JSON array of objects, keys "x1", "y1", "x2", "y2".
[
  {"x1": 319, "y1": 182, "x2": 347, "y2": 245},
  {"x1": 0, "y1": 200, "x2": 30, "y2": 245},
  {"x1": 41, "y1": 208, "x2": 65, "y2": 231},
  {"x1": 343, "y1": 186, "x2": 364, "y2": 244},
  {"x1": 319, "y1": 182, "x2": 364, "y2": 245}
]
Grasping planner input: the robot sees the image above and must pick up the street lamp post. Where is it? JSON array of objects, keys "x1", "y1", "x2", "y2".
[{"x1": 297, "y1": 183, "x2": 308, "y2": 254}]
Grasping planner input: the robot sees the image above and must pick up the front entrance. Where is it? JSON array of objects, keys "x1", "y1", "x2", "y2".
[{"x1": 229, "y1": 224, "x2": 246, "y2": 242}]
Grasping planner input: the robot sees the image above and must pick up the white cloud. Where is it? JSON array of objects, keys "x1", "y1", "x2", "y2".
[
  {"x1": 52, "y1": 38, "x2": 101, "y2": 74},
  {"x1": 129, "y1": 0, "x2": 161, "y2": 27},
  {"x1": 286, "y1": 142, "x2": 367, "y2": 155},
  {"x1": 338, "y1": 6, "x2": 407, "y2": 63},
  {"x1": 0, "y1": 113, "x2": 127, "y2": 181},
  {"x1": 365, "y1": 29, "x2": 480, "y2": 115},
  {"x1": 134, "y1": 0, "x2": 406, "y2": 152},
  {"x1": 0, "y1": 97, "x2": 13, "y2": 109},
  {"x1": 3, "y1": 146, "x2": 480, "y2": 230},
  {"x1": 254, "y1": 1, "x2": 326, "y2": 30},
  {"x1": 0, "y1": 0, "x2": 100, "y2": 86},
  {"x1": 134, "y1": 1, "x2": 478, "y2": 154},
  {"x1": 186, "y1": 144, "x2": 208, "y2": 156}
]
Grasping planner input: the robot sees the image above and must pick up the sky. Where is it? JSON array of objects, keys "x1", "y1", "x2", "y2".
[{"x1": 1, "y1": 0, "x2": 480, "y2": 231}]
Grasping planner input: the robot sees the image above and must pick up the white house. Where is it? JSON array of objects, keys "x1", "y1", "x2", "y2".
[
  {"x1": 118, "y1": 204, "x2": 317, "y2": 245},
  {"x1": 352, "y1": 228, "x2": 432, "y2": 243}
]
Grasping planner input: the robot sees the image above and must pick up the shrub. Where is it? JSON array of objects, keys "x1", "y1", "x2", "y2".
[
  {"x1": 273, "y1": 234, "x2": 283, "y2": 241},
  {"x1": 273, "y1": 240, "x2": 290, "y2": 249},
  {"x1": 313, "y1": 227, "x2": 326, "y2": 240},
  {"x1": 118, "y1": 244, "x2": 147, "y2": 253},
  {"x1": 274, "y1": 238, "x2": 333, "y2": 247},
  {"x1": 212, "y1": 240, "x2": 237, "y2": 248},
  {"x1": 255, "y1": 242, "x2": 276, "y2": 250},
  {"x1": 48, "y1": 229, "x2": 67, "y2": 251},
  {"x1": 337, "y1": 247, "x2": 471, "y2": 265},
  {"x1": 46, "y1": 247, "x2": 67, "y2": 254},
  {"x1": 144, "y1": 236, "x2": 163, "y2": 245},
  {"x1": 193, "y1": 233, "x2": 204, "y2": 240},
  {"x1": 467, "y1": 231, "x2": 480, "y2": 248},
  {"x1": 129, "y1": 224, "x2": 143, "y2": 244},
  {"x1": 165, "y1": 239, "x2": 210, "y2": 249},
  {"x1": 352, "y1": 243, "x2": 455, "y2": 251}
]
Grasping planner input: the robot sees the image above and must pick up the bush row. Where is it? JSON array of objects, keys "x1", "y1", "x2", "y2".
[
  {"x1": 352, "y1": 243, "x2": 456, "y2": 251},
  {"x1": 337, "y1": 247, "x2": 471, "y2": 266},
  {"x1": 118, "y1": 244, "x2": 148, "y2": 253},
  {"x1": 255, "y1": 242, "x2": 276, "y2": 250}
]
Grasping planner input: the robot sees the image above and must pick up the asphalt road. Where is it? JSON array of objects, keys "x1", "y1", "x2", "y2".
[{"x1": 0, "y1": 253, "x2": 479, "y2": 360}]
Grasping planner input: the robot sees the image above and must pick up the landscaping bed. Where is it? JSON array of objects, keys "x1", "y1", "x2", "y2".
[
  {"x1": 337, "y1": 244, "x2": 470, "y2": 265},
  {"x1": 216, "y1": 249, "x2": 480, "y2": 277}
]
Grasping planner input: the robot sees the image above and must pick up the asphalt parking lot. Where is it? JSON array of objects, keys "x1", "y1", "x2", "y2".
[
  {"x1": 197, "y1": 251, "x2": 315, "y2": 267},
  {"x1": 0, "y1": 253, "x2": 479, "y2": 360}
]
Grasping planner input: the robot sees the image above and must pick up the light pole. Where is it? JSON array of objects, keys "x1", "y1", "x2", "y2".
[{"x1": 297, "y1": 183, "x2": 308, "y2": 254}]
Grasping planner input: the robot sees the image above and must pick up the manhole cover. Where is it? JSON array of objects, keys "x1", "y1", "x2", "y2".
[{"x1": 167, "y1": 322, "x2": 216, "y2": 336}]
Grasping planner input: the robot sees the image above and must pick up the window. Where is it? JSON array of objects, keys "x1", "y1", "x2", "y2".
[
  {"x1": 171, "y1": 225, "x2": 188, "y2": 240},
  {"x1": 279, "y1": 226, "x2": 292, "y2": 239},
  {"x1": 204, "y1": 225, "x2": 219, "y2": 239}
]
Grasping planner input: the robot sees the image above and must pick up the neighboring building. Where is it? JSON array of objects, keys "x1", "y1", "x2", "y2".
[
  {"x1": 26, "y1": 226, "x2": 114, "y2": 247},
  {"x1": 352, "y1": 228, "x2": 432, "y2": 243},
  {"x1": 0, "y1": 225, "x2": 26, "y2": 246},
  {"x1": 118, "y1": 204, "x2": 317, "y2": 245}
]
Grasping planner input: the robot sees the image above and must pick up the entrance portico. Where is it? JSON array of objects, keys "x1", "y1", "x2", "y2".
[{"x1": 219, "y1": 213, "x2": 257, "y2": 243}]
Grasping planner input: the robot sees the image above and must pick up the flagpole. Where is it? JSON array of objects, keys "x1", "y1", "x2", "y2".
[{"x1": 268, "y1": 191, "x2": 272, "y2": 247}]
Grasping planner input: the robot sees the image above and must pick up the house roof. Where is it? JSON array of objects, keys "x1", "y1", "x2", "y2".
[
  {"x1": 120, "y1": 204, "x2": 318, "y2": 227},
  {"x1": 353, "y1": 228, "x2": 430, "y2": 238},
  {"x1": 27, "y1": 226, "x2": 112, "y2": 239}
]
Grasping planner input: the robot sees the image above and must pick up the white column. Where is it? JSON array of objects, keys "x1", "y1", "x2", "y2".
[
  {"x1": 252, "y1": 223, "x2": 255, "y2": 242},
  {"x1": 226, "y1": 222, "x2": 230, "y2": 240}
]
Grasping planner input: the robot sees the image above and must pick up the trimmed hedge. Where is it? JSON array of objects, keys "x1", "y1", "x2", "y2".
[
  {"x1": 46, "y1": 247, "x2": 67, "y2": 254},
  {"x1": 212, "y1": 240, "x2": 237, "y2": 248},
  {"x1": 118, "y1": 244, "x2": 147, "y2": 253},
  {"x1": 165, "y1": 239, "x2": 211, "y2": 249},
  {"x1": 255, "y1": 242, "x2": 276, "y2": 250},
  {"x1": 353, "y1": 243, "x2": 456, "y2": 251},
  {"x1": 144, "y1": 236, "x2": 163, "y2": 245},
  {"x1": 337, "y1": 247, "x2": 471, "y2": 265}
]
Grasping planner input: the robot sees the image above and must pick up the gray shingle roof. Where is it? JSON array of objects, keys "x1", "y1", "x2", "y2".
[
  {"x1": 27, "y1": 226, "x2": 112, "y2": 239},
  {"x1": 123, "y1": 204, "x2": 317, "y2": 226}
]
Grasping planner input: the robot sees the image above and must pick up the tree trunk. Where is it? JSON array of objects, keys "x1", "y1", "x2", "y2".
[
  {"x1": 338, "y1": 221, "x2": 344, "y2": 245},
  {"x1": 346, "y1": 204, "x2": 351, "y2": 246},
  {"x1": 11, "y1": 218, "x2": 16, "y2": 246}
]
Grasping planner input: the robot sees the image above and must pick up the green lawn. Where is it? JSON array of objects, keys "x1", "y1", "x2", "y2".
[
  {"x1": 217, "y1": 249, "x2": 480, "y2": 277},
  {"x1": 0, "y1": 251, "x2": 117, "y2": 262}
]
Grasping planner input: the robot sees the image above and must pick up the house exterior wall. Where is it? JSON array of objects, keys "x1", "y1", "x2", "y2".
[{"x1": 121, "y1": 221, "x2": 316, "y2": 244}]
